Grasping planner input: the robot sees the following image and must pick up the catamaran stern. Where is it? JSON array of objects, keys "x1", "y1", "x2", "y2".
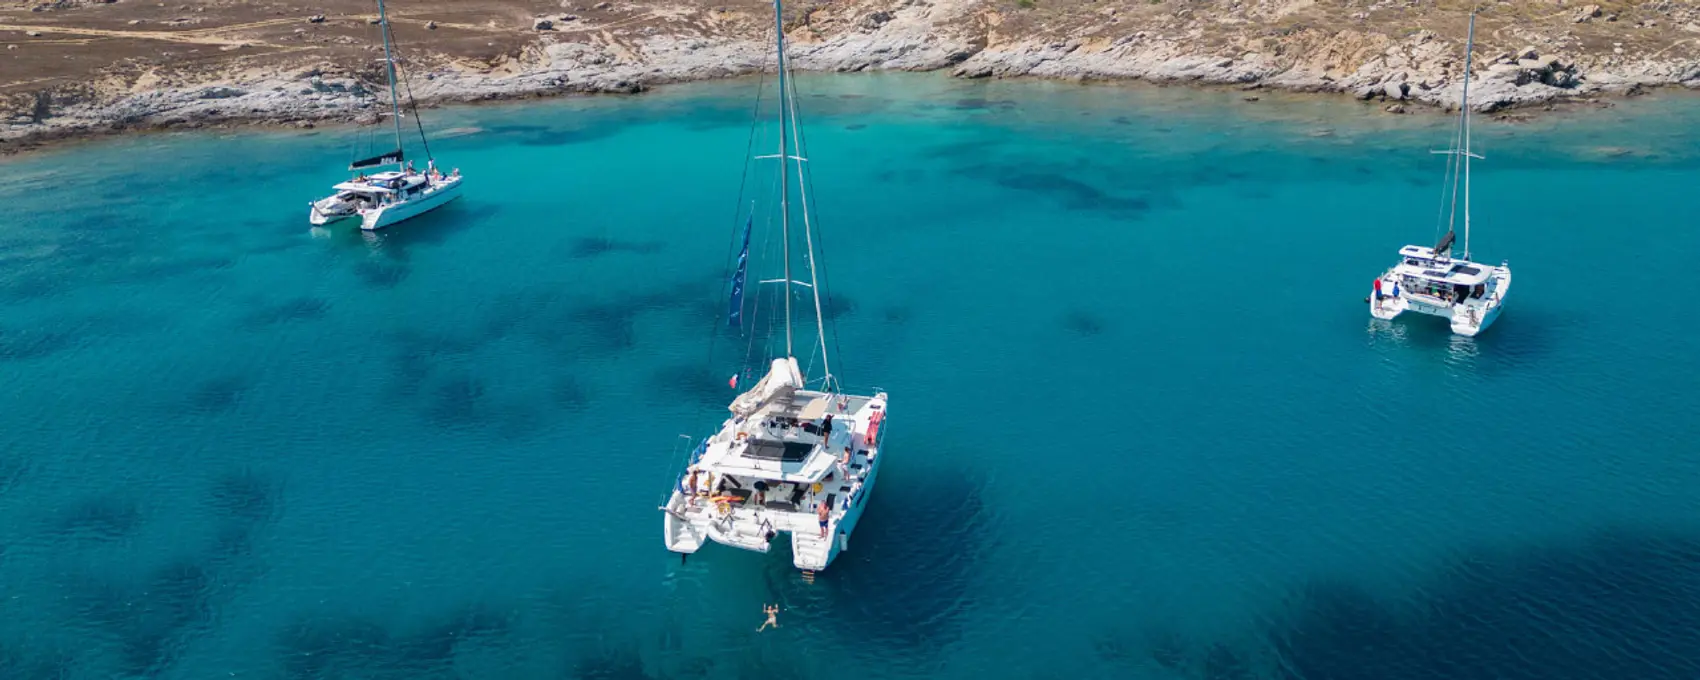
[
  {"x1": 1450, "y1": 266, "x2": 1510, "y2": 336},
  {"x1": 360, "y1": 179, "x2": 463, "y2": 230},
  {"x1": 662, "y1": 491, "x2": 706, "y2": 554}
]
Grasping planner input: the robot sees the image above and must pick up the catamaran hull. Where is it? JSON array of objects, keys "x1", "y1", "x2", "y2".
[
  {"x1": 360, "y1": 179, "x2": 463, "y2": 231},
  {"x1": 308, "y1": 206, "x2": 356, "y2": 226},
  {"x1": 805, "y1": 430, "x2": 890, "y2": 574},
  {"x1": 1370, "y1": 267, "x2": 1510, "y2": 336},
  {"x1": 660, "y1": 396, "x2": 890, "y2": 573},
  {"x1": 1452, "y1": 267, "x2": 1510, "y2": 336},
  {"x1": 662, "y1": 492, "x2": 706, "y2": 554}
]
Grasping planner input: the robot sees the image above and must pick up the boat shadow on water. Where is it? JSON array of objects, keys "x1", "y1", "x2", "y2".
[
  {"x1": 309, "y1": 201, "x2": 483, "y2": 290},
  {"x1": 1367, "y1": 307, "x2": 1562, "y2": 375},
  {"x1": 318, "y1": 199, "x2": 482, "y2": 252},
  {"x1": 755, "y1": 467, "x2": 998, "y2": 661}
]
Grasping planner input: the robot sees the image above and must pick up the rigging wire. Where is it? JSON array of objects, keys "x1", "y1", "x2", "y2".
[
  {"x1": 787, "y1": 76, "x2": 846, "y2": 389},
  {"x1": 1437, "y1": 7, "x2": 1480, "y2": 254},
  {"x1": 663, "y1": 35, "x2": 774, "y2": 490},
  {"x1": 699, "y1": 26, "x2": 774, "y2": 411},
  {"x1": 388, "y1": 24, "x2": 435, "y2": 162},
  {"x1": 397, "y1": 64, "x2": 434, "y2": 162},
  {"x1": 748, "y1": 173, "x2": 783, "y2": 379},
  {"x1": 1433, "y1": 121, "x2": 1461, "y2": 248}
]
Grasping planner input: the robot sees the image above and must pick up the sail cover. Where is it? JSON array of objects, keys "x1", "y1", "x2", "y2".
[
  {"x1": 1434, "y1": 230, "x2": 1455, "y2": 257},
  {"x1": 728, "y1": 214, "x2": 752, "y2": 328},
  {"x1": 729, "y1": 357, "x2": 803, "y2": 417},
  {"x1": 349, "y1": 148, "x2": 404, "y2": 170}
]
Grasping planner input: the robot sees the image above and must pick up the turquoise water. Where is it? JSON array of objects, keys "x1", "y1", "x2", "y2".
[{"x1": 3, "y1": 74, "x2": 1700, "y2": 679}]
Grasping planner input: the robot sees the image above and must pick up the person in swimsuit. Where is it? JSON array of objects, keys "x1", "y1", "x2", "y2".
[
  {"x1": 758, "y1": 604, "x2": 779, "y2": 632},
  {"x1": 817, "y1": 500, "x2": 830, "y2": 538}
]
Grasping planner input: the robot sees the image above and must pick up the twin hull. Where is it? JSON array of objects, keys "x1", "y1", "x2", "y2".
[
  {"x1": 1372, "y1": 266, "x2": 1511, "y2": 337},
  {"x1": 664, "y1": 416, "x2": 887, "y2": 572},
  {"x1": 306, "y1": 179, "x2": 464, "y2": 230},
  {"x1": 362, "y1": 180, "x2": 464, "y2": 230}
]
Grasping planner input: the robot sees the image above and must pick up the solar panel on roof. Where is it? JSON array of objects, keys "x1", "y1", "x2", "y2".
[{"x1": 744, "y1": 439, "x2": 813, "y2": 462}]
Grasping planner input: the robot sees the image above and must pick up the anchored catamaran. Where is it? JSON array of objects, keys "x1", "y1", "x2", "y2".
[
  {"x1": 308, "y1": 0, "x2": 462, "y2": 231},
  {"x1": 1370, "y1": 10, "x2": 1511, "y2": 336},
  {"x1": 659, "y1": 0, "x2": 889, "y2": 574}
]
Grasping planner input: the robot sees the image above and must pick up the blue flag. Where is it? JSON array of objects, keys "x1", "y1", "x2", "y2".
[{"x1": 728, "y1": 214, "x2": 752, "y2": 328}]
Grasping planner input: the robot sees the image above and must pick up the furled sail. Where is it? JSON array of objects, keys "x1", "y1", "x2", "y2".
[
  {"x1": 349, "y1": 148, "x2": 404, "y2": 170},
  {"x1": 1434, "y1": 230, "x2": 1455, "y2": 257},
  {"x1": 729, "y1": 357, "x2": 802, "y2": 417}
]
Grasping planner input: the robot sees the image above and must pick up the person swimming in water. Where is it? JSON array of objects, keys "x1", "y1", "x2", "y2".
[{"x1": 758, "y1": 604, "x2": 779, "y2": 632}]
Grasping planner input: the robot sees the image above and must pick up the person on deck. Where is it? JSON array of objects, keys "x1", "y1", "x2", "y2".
[
  {"x1": 838, "y1": 446, "x2": 852, "y2": 478},
  {"x1": 816, "y1": 500, "x2": 830, "y2": 538},
  {"x1": 1373, "y1": 277, "x2": 1383, "y2": 301},
  {"x1": 820, "y1": 414, "x2": 834, "y2": 442}
]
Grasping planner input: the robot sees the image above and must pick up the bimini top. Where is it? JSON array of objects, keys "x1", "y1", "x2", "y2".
[{"x1": 1393, "y1": 245, "x2": 1493, "y2": 286}]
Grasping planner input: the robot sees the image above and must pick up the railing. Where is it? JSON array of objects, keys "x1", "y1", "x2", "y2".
[{"x1": 659, "y1": 433, "x2": 712, "y2": 509}]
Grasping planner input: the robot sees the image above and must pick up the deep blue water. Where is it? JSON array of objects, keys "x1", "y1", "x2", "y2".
[{"x1": 3, "y1": 74, "x2": 1700, "y2": 680}]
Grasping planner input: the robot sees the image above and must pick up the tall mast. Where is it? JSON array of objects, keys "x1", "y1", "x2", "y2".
[
  {"x1": 377, "y1": 0, "x2": 405, "y2": 168},
  {"x1": 773, "y1": 0, "x2": 793, "y2": 357},
  {"x1": 786, "y1": 71, "x2": 833, "y2": 387},
  {"x1": 1459, "y1": 10, "x2": 1476, "y2": 260}
]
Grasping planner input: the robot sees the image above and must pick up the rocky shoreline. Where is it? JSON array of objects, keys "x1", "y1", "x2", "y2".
[{"x1": 5, "y1": 0, "x2": 1700, "y2": 155}]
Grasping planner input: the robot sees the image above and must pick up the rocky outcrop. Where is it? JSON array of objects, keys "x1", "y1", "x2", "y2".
[{"x1": 4, "y1": 0, "x2": 1699, "y2": 151}]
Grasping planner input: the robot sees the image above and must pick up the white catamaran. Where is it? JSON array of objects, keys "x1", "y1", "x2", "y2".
[
  {"x1": 308, "y1": 0, "x2": 462, "y2": 231},
  {"x1": 1370, "y1": 11, "x2": 1511, "y2": 337},
  {"x1": 659, "y1": 0, "x2": 889, "y2": 575}
]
